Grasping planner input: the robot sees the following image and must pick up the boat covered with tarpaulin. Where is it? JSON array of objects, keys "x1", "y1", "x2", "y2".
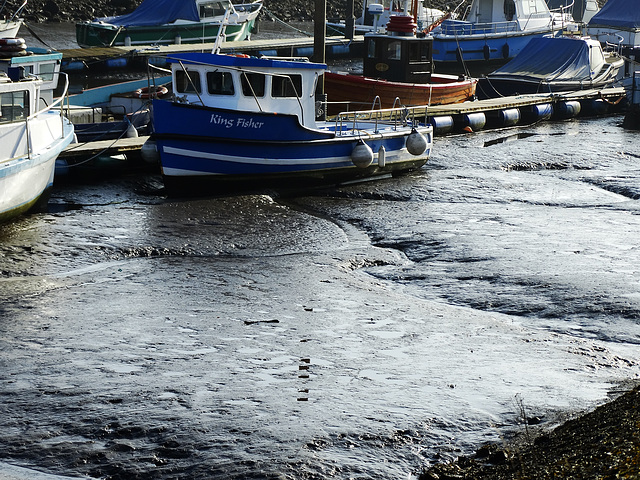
[
  {"x1": 477, "y1": 35, "x2": 624, "y2": 98},
  {"x1": 587, "y1": 0, "x2": 640, "y2": 48},
  {"x1": 76, "y1": 0, "x2": 262, "y2": 48}
]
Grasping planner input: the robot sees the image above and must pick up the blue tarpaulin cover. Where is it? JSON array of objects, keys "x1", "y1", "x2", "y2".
[
  {"x1": 489, "y1": 36, "x2": 592, "y2": 82},
  {"x1": 588, "y1": 0, "x2": 640, "y2": 30},
  {"x1": 95, "y1": 0, "x2": 200, "y2": 27}
]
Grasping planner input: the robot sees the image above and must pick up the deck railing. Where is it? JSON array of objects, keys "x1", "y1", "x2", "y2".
[{"x1": 333, "y1": 103, "x2": 427, "y2": 135}]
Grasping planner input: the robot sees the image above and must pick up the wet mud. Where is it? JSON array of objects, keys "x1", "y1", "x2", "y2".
[{"x1": 1, "y1": 116, "x2": 640, "y2": 479}]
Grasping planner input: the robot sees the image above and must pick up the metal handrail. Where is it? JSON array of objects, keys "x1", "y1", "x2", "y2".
[{"x1": 333, "y1": 103, "x2": 422, "y2": 136}]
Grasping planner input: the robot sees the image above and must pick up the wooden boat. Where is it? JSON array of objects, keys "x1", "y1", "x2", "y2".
[
  {"x1": 0, "y1": 64, "x2": 74, "y2": 222},
  {"x1": 476, "y1": 36, "x2": 625, "y2": 99},
  {"x1": 76, "y1": 0, "x2": 262, "y2": 48},
  {"x1": 429, "y1": 0, "x2": 577, "y2": 73},
  {"x1": 150, "y1": 52, "x2": 433, "y2": 195},
  {"x1": 324, "y1": 15, "x2": 477, "y2": 113}
]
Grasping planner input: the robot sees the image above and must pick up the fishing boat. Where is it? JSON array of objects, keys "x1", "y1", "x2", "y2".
[
  {"x1": 324, "y1": 15, "x2": 477, "y2": 113},
  {"x1": 76, "y1": 0, "x2": 262, "y2": 48},
  {"x1": 0, "y1": 0, "x2": 25, "y2": 41},
  {"x1": 326, "y1": 0, "x2": 445, "y2": 36},
  {"x1": 476, "y1": 35, "x2": 624, "y2": 99},
  {"x1": 150, "y1": 52, "x2": 433, "y2": 195},
  {"x1": 429, "y1": 0, "x2": 576, "y2": 73},
  {"x1": 0, "y1": 65, "x2": 74, "y2": 222}
]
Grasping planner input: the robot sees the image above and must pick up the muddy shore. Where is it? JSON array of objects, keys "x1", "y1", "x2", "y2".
[
  {"x1": 4, "y1": 0, "x2": 640, "y2": 478},
  {"x1": 420, "y1": 383, "x2": 640, "y2": 479}
]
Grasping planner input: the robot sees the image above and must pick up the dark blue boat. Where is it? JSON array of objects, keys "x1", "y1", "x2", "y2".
[{"x1": 151, "y1": 53, "x2": 433, "y2": 195}]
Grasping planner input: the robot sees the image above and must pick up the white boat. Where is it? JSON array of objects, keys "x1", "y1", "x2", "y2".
[
  {"x1": 0, "y1": 0, "x2": 25, "y2": 41},
  {"x1": 587, "y1": 0, "x2": 640, "y2": 50},
  {"x1": 150, "y1": 52, "x2": 433, "y2": 195},
  {"x1": 0, "y1": 64, "x2": 74, "y2": 222},
  {"x1": 429, "y1": 0, "x2": 577, "y2": 73}
]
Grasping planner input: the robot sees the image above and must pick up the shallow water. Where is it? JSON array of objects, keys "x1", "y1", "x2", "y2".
[{"x1": 1, "y1": 115, "x2": 639, "y2": 479}]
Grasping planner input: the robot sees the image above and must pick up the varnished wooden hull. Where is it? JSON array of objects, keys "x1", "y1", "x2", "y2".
[{"x1": 324, "y1": 72, "x2": 477, "y2": 114}]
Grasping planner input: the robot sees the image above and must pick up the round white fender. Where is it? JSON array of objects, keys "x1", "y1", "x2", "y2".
[
  {"x1": 406, "y1": 129, "x2": 428, "y2": 156},
  {"x1": 351, "y1": 140, "x2": 374, "y2": 168}
]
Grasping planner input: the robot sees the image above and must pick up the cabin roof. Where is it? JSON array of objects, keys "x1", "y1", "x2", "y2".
[{"x1": 166, "y1": 53, "x2": 327, "y2": 71}]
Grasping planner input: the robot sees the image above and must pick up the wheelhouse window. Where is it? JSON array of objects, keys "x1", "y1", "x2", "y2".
[
  {"x1": 207, "y1": 71, "x2": 235, "y2": 95},
  {"x1": 175, "y1": 70, "x2": 202, "y2": 94},
  {"x1": 272, "y1": 74, "x2": 302, "y2": 98},
  {"x1": 366, "y1": 38, "x2": 376, "y2": 58},
  {"x1": 240, "y1": 72, "x2": 266, "y2": 97},
  {"x1": 39, "y1": 62, "x2": 57, "y2": 82},
  {"x1": 0, "y1": 90, "x2": 28, "y2": 124},
  {"x1": 408, "y1": 42, "x2": 431, "y2": 62},
  {"x1": 385, "y1": 40, "x2": 402, "y2": 60},
  {"x1": 199, "y1": 1, "x2": 228, "y2": 18}
]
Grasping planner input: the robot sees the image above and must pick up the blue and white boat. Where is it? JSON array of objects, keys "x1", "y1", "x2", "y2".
[
  {"x1": 0, "y1": 65, "x2": 74, "y2": 222},
  {"x1": 151, "y1": 52, "x2": 433, "y2": 195},
  {"x1": 429, "y1": 0, "x2": 576, "y2": 73}
]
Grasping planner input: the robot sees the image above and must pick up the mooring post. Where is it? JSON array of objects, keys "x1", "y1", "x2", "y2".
[
  {"x1": 313, "y1": 0, "x2": 326, "y2": 66},
  {"x1": 345, "y1": 0, "x2": 355, "y2": 39}
]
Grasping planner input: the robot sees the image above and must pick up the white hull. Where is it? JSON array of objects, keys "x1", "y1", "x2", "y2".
[
  {"x1": 0, "y1": 20, "x2": 21, "y2": 38},
  {"x1": 0, "y1": 112, "x2": 74, "y2": 220}
]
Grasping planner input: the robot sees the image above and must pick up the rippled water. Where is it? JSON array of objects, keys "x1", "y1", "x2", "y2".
[{"x1": 1, "y1": 115, "x2": 639, "y2": 479}]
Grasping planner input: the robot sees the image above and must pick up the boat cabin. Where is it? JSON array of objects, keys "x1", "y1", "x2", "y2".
[
  {"x1": 463, "y1": 0, "x2": 558, "y2": 32},
  {"x1": 166, "y1": 53, "x2": 326, "y2": 127},
  {"x1": 198, "y1": 0, "x2": 233, "y2": 19},
  {"x1": 0, "y1": 73, "x2": 40, "y2": 139},
  {"x1": 363, "y1": 33, "x2": 433, "y2": 83},
  {"x1": 0, "y1": 49, "x2": 62, "y2": 108}
]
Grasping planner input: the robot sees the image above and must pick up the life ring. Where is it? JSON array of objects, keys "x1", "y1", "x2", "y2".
[
  {"x1": 0, "y1": 37, "x2": 26, "y2": 46},
  {"x1": 231, "y1": 53, "x2": 250, "y2": 58},
  {"x1": 134, "y1": 85, "x2": 169, "y2": 99}
]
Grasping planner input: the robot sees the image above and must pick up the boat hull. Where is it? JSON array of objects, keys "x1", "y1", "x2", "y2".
[
  {"x1": 0, "y1": 113, "x2": 75, "y2": 223},
  {"x1": 324, "y1": 71, "x2": 477, "y2": 112},
  {"x1": 75, "y1": 18, "x2": 256, "y2": 48},
  {"x1": 152, "y1": 100, "x2": 432, "y2": 195},
  {"x1": 0, "y1": 20, "x2": 21, "y2": 39}
]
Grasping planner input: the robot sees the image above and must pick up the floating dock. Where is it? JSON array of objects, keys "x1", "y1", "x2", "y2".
[
  {"x1": 59, "y1": 36, "x2": 364, "y2": 72},
  {"x1": 336, "y1": 87, "x2": 628, "y2": 136}
]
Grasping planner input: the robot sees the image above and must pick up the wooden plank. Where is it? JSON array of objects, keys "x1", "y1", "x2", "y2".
[
  {"x1": 60, "y1": 136, "x2": 150, "y2": 158},
  {"x1": 59, "y1": 36, "x2": 363, "y2": 63}
]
